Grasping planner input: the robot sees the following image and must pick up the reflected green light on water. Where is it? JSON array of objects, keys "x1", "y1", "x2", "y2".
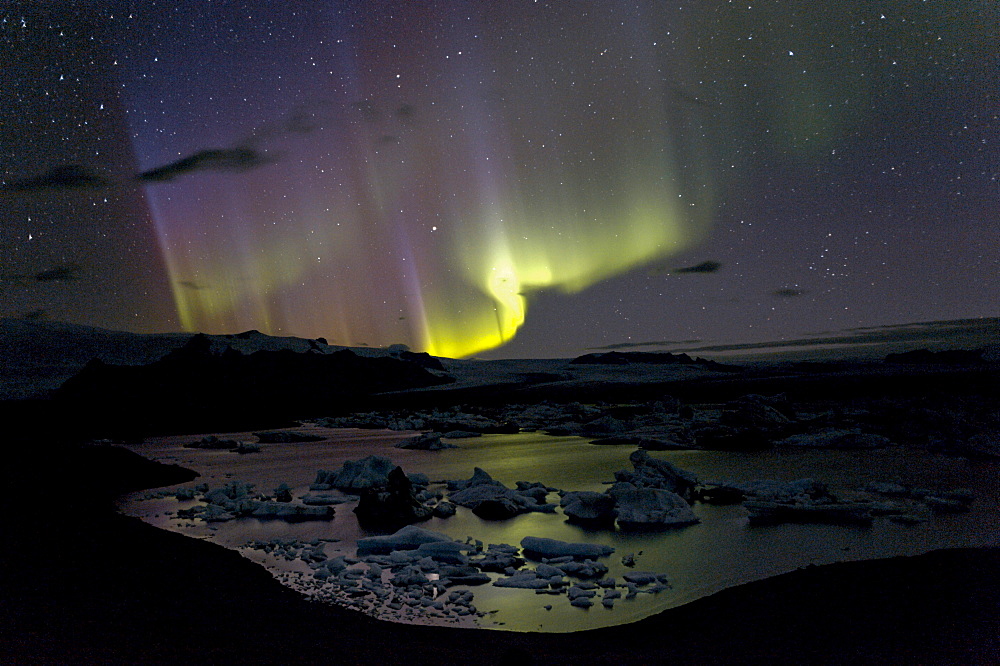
[{"x1": 121, "y1": 429, "x2": 1000, "y2": 633}]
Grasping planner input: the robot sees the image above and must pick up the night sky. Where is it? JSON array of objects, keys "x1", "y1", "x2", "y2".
[{"x1": 2, "y1": 1, "x2": 997, "y2": 358}]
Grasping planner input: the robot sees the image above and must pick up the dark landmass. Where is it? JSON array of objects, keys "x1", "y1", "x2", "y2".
[
  {"x1": 370, "y1": 357, "x2": 997, "y2": 416},
  {"x1": 1, "y1": 438, "x2": 996, "y2": 664},
  {"x1": 51, "y1": 333, "x2": 452, "y2": 437},
  {"x1": 397, "y1": 349, "x2": 447, "y2": 370},
  {"x1": 2, "y1": 324, "x2": 999, "y2": 663},
  {"x1": 570, "y1": 350, "x2": 740, "y2": 372},
  {"x1": 885, "y1": 348, "x2": 986, "y2": 365}
]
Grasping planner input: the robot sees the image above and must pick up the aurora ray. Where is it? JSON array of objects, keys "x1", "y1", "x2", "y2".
[
  {"x1": 123, "y1": 3, "x2": 715, "y2": 357},
  {"x1": 4, "y1": 1, "x2": 995, "y2": 359}
]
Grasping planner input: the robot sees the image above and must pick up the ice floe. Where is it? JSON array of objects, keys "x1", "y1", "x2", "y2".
[{"x1": 312, "y1": 455, "x2": 396, "y2": 491}]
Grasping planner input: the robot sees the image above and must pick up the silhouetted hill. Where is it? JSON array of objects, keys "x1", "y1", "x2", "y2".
[
  {"x1": 53, "y1": 334, "x2": 453, "y2": 435},
  {"x1": 571, "y1": 350, "x2": 740, "y2": 372},
  {"x1": 885, "y1": 348, "x2": 985, "y2": 365}
]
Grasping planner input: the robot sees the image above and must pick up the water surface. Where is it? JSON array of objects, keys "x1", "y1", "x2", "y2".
[{"x1": 121, "y1": 427, "x2": 1000, "y2": 632}]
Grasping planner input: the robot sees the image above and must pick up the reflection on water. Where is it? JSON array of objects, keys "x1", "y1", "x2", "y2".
[{"x1": 120, "y1": 427, "x2": 1000, "y2": 632}]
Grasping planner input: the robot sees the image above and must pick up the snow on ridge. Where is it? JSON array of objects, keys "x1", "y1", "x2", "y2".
[
  {"x1": 0, "y1": 319, "x2": 394, "y2": 400},
  {"x1": 0, "y1": 319, "x2": 722, "y2": 401}
]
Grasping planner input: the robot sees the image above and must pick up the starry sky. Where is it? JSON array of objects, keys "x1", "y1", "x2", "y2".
[{"x1": 2, "y1": 1, "x2": 997, "y2": 358}]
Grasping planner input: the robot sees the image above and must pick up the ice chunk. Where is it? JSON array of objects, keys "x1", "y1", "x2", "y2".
[
  {"x1": 493, "y1": 572, "x2": 551, "y2": 589},
  {"x1": 520, "y1": 536, "x2": 614, "y2": 560},
  {"x1": 313, "y1": 455, "x2": 395, "y2": 492},
  {"x1": 355, "y1": 525, "x2": 453, "y2": 556}
]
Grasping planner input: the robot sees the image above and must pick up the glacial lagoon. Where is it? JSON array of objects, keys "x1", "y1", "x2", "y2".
[{"x1": 120, "y1": 427, "x2": 1000, "y2": 633}]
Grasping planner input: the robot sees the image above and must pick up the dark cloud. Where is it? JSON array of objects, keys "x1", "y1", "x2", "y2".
[
  {"x1": 351, "y1": 100, "x2": 417, "y2": 124},
  {"x1": 773, "y1": 288, "x2": 807, "y2": 297},
  {"x1": 18, "y1": 309, "x2": 48, "y2": 321},
  {"x1": 352, "y1": 100, "x2": 379, "y2": 122},
  {"x1": 33, "y1": 263, "x2": 81, "y2": 282},
  {"x1": 137, "y1": 147, "x2": 271, "y2": 183},
  {"x1": 244, "y1": 101, "x2": 332, "y2": 146},
  {"x1": 672, "y1": 260, "x2": 722, "y2": 274},
  {"x1": 2, "y1": 165, "x2": 109, "y2": 192},
  {"x1": 10, "y1": 103, "x2": 330, "y2": 195},
  {"x1": 1, "y1": 263, "x2": 82, "y2": 287},
  {"x1": 669, "y1": 85, "x2": 715, "y2": 109},
  {"x1": 3, "y1": 151, "x2": 271, "y2": 192},
  {"x1": 588, "y1": 339, "x2": 703, "y2": 351},
  {"x1": 178, "y1": 280, "x2": 207, "y2": 291},
  {"x1": 282, "y1": 106, "x2": 324, "y2": 134}
]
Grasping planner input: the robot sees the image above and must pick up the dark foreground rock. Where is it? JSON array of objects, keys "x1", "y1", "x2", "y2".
[
  {"x1": 354, "y1": 466, "x2": 434, "y2": 528},
  {"x1": 561, "y1": 491, "x2": 618, "y2": 527}
]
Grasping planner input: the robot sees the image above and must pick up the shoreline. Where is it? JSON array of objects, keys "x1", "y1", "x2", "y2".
[
  {"x1": 2, "y1": 441, "x2": 997, "y2": 664},
  {"x1": 2, "y1": 336, "x2": 998, "y2": 662},
  {"x1": 119, "y1": 426, "x2": 1000, "y2": 634}
]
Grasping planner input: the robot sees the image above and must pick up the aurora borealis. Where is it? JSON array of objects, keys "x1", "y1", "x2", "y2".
[
  {"x1": 122, "y1": 2, "x2": 716, "y2": 358},
  {"x1": 3, "y1": 1, "x2": 997, "y2": 358}
]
